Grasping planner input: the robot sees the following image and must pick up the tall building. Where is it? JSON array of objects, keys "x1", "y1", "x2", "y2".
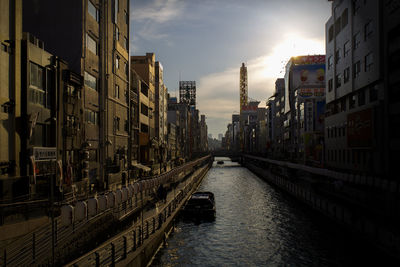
[
  {"x1": 266, "y1": 78, "x2": 285, "y2": 159},
  {"x1": 179, "y1": 81, "x2": 196, "y2": 109},
  {"x1": 325, "y1": 0, "x2": 383, "y2": 175},
  {"x1": 23, "y1": 0, "x2": 131, "y2": 190},
  {"x1": 131, "y1": 53, "x2": 156, "y2": 168},
  {"x1": 283, "y1": 55, "x2": 325, "y2": 163},
  {"x1": 155, "y1": 61, "x2": 168, "y2": 170},
  {"x1": 239, "y1": 63, "x2": 248, "y2": 111},
  {"x1": 200, "y1": 115, "x2": 208, "y2": 152},
  {"x1": 0, "y1": 0, "x2": 22, "y2": 200},
  {"x1": 239, "y1": 63, "x2": 248, "y2": 151}
]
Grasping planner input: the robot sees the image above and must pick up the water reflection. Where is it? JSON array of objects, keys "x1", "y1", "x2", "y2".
[{"x1": 150, "y1": 157, "x2": 395, "y2": 267}]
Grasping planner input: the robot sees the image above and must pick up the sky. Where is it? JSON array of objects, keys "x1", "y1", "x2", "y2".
[{"x1": 130, "y1": 0, "x2": 332, "y2": 138}]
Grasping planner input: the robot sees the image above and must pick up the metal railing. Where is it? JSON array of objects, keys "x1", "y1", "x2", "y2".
[
  {"x1": 69, "y1": 164, "x2": 209, "y2": 267},
  {"x1": 0, "y1": 155, "x2": 210, "y2": 266}
]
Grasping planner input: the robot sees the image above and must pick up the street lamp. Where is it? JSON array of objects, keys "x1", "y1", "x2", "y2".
[{"x1": 44, "y1": 116, "x2": 56, "y2": 266}]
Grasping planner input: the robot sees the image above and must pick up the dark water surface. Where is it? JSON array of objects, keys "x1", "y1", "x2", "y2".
[{"x1": 150, "y1": 157, "x2": 394, "y2": 267}]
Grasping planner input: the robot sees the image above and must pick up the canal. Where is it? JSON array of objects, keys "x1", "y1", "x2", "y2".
[{"x1": 150, "y1": 157, "x2": 394, "y2": 267}]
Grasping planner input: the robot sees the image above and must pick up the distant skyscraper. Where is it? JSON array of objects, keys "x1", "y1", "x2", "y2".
[
  {"x1": 239, "y1": 63, "x2": 248, "y2": 151},
  {"x1": 239, "y1": 63, "x2": 248, "y2": 112},
  {"x1": 208, "y1": 133, "x2": 213, "y2": 139},
  {"x1": 218, "y1": 133, "x2": 223, "y2": 141},
  {"x1": 179, "y1": 81, "x2": 196, "y2": 109}
]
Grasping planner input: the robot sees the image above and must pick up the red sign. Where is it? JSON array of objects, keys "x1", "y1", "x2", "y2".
[{"x1": 292, "y1": 55, "x2": 325, "y2": 65}]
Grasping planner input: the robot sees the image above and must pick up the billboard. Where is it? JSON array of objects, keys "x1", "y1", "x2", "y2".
[
  {"x1": 298, "y1": 88, "x2": 325, "y2": 99},
  {"x1": 292, "y1": 64, "x2": 325, "y2": 89},
  {"x1": 347, "y1": 108, "x2": 373, "y2": 148}
]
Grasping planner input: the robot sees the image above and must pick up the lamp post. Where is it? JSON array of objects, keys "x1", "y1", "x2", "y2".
[{"x1": 44, "y1": 116, "x2": 56, "y2": 266}]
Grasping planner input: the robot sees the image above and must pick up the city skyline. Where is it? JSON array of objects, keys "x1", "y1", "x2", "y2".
[{"x1": 130, "y1": 0, "x2": 331, "y2": 137}]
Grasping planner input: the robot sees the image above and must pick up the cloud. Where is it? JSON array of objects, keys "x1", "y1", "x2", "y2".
[
  {"x1": 132, "y1": 0, "x2": 184, "y2": 23},
  {"x1": 131, "y1": 0, "x2": 185, "y2": 44},
  {"x1": 197, "y1": 33, "x2": 325, "y2": 137}
]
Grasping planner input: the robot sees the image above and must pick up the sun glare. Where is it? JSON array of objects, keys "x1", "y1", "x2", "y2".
[{"x1": 262, "y1": 33, "x2": 325, "y2": 78}]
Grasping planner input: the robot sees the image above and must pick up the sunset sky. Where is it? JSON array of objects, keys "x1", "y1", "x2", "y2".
[{"x1": 130, "y1": 0, "x2": 332, "y2": 137}]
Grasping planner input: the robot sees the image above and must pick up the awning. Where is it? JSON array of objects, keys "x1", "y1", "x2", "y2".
[{"x1": 132, "y1": 163, "x2": 151, "y2": 172}]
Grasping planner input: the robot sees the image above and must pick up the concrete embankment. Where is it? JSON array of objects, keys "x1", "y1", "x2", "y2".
[
  {"x1": 119, "y1": 164, "x2": 210, "y2": 267},
  {"x1": 244, "y1": 160, "x2": 400, "y2": 260}
]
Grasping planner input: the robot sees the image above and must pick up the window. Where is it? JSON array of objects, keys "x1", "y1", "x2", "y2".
[
  {"x1": 328, "y1": 79, "x2": 333, "y2": 92},
  {"x1": 358, "y1": 90, "x2": 366, "y2": 106},
  {"x1": 341, "y1": 98, "x2": 346, "y2": 112},
  {"x1": 115, "y1": 26, "x2": 119, "y2": 41},
  {"x1": 335, "y1": 48, "x2": 341, "y2": 64},
  {"x1": 364, "y1": 20, "x2": 373, "y2": 40},
  {"x1": 141, "y1": 83, "x2": 148, "y2": 97},
  {"x1": 141, "y1": 102, "x2": 148, "y2": 116},
  {"x1": 329, "y1": 25, "x2": 334, "y2": 42},
  {"x1": 344, "y1": 67, "x2": 350, "y2": 83},
  {"x1": 84, "y1": 71, "x2": 97, "y2": 91},
  {"x1": 353, "y1": 61, "x2": 361, "y2": 78},
  {"x1": 124, "y1": 120, "x2": 129, "y2": 132},
  {"x1": 125, "y1": 10, "x2": 129, "y2": 24},
  {"x1": 125, "y1": 62, "x2": 129, "y2": 77},
  {"x1": 369, "y1": 85, "x2": 378, "y2": 102},
  {"x1": 86, "y1": 33, "x2": 97, "y2": 55},
  {"x1": 114, "y1": 84, "x2": 119, "y2": 98},
  {"x1": 114, "y1": 116, "x2": 120, "y2": 131},
  {"x1": 365, "y1": 52, "x2": 374, "y2": 72},
  {"x1": 353, "y1": 32, "x2": 360, "y2": 50},
  {"x1": 141, "y1": 123, "x2": 148, "y2": 133},
  {"x1": 344, "y1": 41, "x2": 350, "y2": 58},
  {"x1": 349, "y1": 94, "x2": 356, "y2": 109},
  {"x1": 342, "y1": 8, "x2": 348, "y2": 28},
  {"x1": 88, "y1": 1, "x2": 99, "y2": 22},
  {"x1": 328, "y1": 55, "x2": 333, "y2": 69},
  {"x1": 336, "y1": 73, "x2": 342, "y2": 88},
  {"x1": 124, "y1": 36, "x2": 128, "y2": 50},
  {"x1": 335, "y1": 17, "x2": 341, "y2": 36},
  {"x1": 85, "y1": 109, "x2": 99, "y2": 125},
  {"x1": 116, "y1": 56, "x2": 120, "y2": 69},
  {"x1": 30, "y1": 62, "x2": 44, "y2": 89}
]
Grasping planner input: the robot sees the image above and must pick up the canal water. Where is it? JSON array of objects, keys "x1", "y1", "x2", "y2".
[{"x1": 150, "y1": 157, "x2": 393, "y2": 267}]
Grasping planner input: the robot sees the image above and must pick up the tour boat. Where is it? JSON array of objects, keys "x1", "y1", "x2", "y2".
[{"x1": 183, "y1": 191, "x2": 216, "y2": 219}]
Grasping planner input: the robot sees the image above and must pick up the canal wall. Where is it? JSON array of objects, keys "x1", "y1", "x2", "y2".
[
  {"x1": 243, "y1": 160, "x2": 400, "y2": 259},
  {"x1": 66, "y1": 158, "x2": 212, "y2": 267},
  {"x1": 119, "y1": 164, "x2": 210, "y2": 267}
]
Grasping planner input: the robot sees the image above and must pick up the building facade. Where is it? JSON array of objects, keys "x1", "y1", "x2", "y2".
[
  {"x1": 325, "y1": 0, "x2": 383, "y2": 175},
  {"x1": 0, "y1": 0, "x2": 22, "y2": 200},
  {"x1": 23, "y1": 0, "x2": 131, "y2": 191}
]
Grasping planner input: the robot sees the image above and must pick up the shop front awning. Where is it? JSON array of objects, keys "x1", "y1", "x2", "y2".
[{"x1": 132, "y1": 163, "x2": 151, "y2": 172}]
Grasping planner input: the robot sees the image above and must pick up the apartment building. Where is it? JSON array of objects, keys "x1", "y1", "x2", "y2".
[
  {"x1": 131, "y1": 53, "x2": 156, "y2": 166},
  {"x1": 23, "y1": 0, "x2": 131, "y2": 190},
  {"x1": 325, "y1": 0, "x2": 383, "y2": 175}
]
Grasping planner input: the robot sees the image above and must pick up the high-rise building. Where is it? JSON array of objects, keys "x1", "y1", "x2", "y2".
[
  {"x1": 283, "y1": 55, "x2": 325, "y2": 163},
  {"x1": 131, "y1": 53, "x2": 156, "y2": 167},
  {"x1": 239, "y1": 63, "x2": 248, "y2": 151},
  {"x1": 155, "y1": 61, "x2": 168, "y2": 170},
  {"x1": 23, "y1": 0, "x2": 131, "y2": 190},
  {"x1": 179, "y1": 81, "x2": 196, "y2": 109},
  {"x1": 325, "y1": 0, "x2": 383, "y2": 175},
  {"x1": 239, "y1": 63, "x2": 248, "y2": 111}
]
